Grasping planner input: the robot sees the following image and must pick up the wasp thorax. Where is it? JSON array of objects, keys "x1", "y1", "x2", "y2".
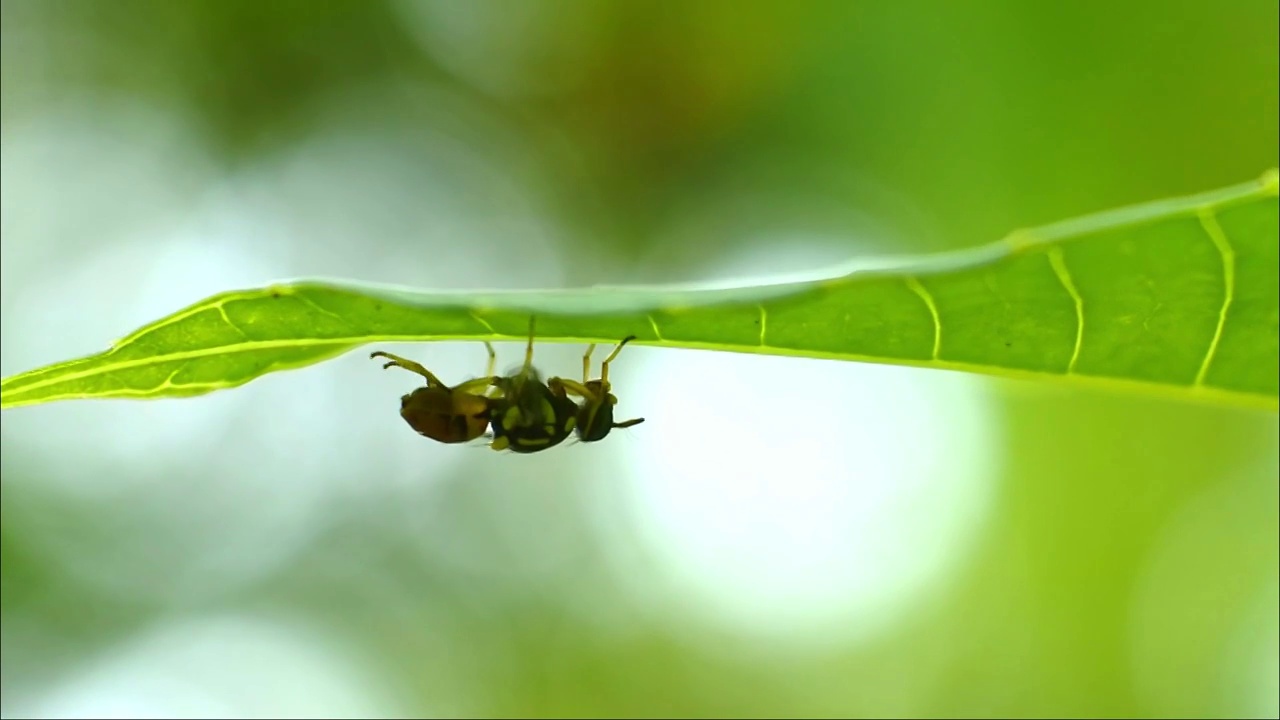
[{"x1": 489, "y1": 373, "x2": 578, "y2": 454}]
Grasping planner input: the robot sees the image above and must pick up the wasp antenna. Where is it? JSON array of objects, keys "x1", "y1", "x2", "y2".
[{"x1": 600, "y1": 336, "x2": 635, "y2": 385}]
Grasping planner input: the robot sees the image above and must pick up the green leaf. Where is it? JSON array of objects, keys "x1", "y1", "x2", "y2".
[{"x1": 3, "y1": 170, "x2": 1278, "y2": 412}]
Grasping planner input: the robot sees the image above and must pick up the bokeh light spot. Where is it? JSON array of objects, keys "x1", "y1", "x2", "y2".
[{"x1": 600, "y1": 349, "x2": 999, "y2": 651}]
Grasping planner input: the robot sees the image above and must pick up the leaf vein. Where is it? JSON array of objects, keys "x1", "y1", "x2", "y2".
[
  {"x1": 216, "y1": 304, "x2": 250, "y2": 341},
  {"x1": 293, "y1": 292, "x2": 347, "y2": 325},
  {"x1": 1047, "y1": 247, "x2": 1084, "y2": 374},
  {"x1": 3, "y1": 337, "x2": 362, "y2": 400},
  {"x1": 904, "y1": 276, "x2": 941, "y2": 361},
  {"x1": 1194, "y1": 208, "x2": 1236, "y2": 387},
  {"x1": 647, "y1": 314, "x2": 665, "y2": 342},
  {"x1": 110, "y1": 295, "x2": 235, "y2": 353},
  {"x1": 469, "y1": 312, "x2": 498, "y2": 336}
]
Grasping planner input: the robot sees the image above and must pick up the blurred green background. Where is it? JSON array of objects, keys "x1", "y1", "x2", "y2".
[{"x1": 2, "y1": 1, "x2": 1277, "y2": 717}]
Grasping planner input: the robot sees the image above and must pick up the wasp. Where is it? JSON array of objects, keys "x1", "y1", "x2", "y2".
[
  {"x1": 373, "y1": 317, "x2": 644, "y2": 453},
  {"x1": 486, "y1": 317, "x2": 580, "y2": 454},
  {"x1": 548, "y1": 336, "x2": 645, "y2": 443},
  {"x1": 370, "y1": 344, "x2": 501, "y2": 445}
]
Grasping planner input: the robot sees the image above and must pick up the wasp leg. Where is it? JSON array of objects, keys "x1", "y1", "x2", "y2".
[
  {"x1": 581, "y1": 344, "x2": 597, "y2": 384},
  {"x1": 370, "y1": 351, "x2": 447, "y2": 387},
  {"x1": 453, "y1": 339, "x2": 502, "y2": 396},
  {"x1": 599, "y1": 335, "x2": 637, "y2": 385},
  {"x1": 476, "y1": 341, "x2": 504, "y2": 398},
  {"x1": 454, "y1": 376, "x2": 499, "y2": 395},
  {"x1": 483, "y1": 341, "x2": 496, "y2": 378},
  {"x1": 521, "y1": 315, "x2": 537, "y2": 373},
  {"x1": 549, "y1": 377, "x2": 601, "y2": 403}
]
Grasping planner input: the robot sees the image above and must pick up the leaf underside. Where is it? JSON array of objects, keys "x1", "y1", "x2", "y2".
[{"x1": 3, "y1": 170, "x2": 1278, "y2": 411}]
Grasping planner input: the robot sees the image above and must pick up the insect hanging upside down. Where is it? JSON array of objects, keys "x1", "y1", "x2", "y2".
[
  {"x1": 369, "y1": 343, "x2": 501, "y2": 445},
  {"x1": 371, "y1": 316, "x2": 645, "y2": 453}
]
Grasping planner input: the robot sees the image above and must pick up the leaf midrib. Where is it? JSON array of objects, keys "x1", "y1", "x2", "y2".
[{"x1": 4, "y1": 331, "x2": 1276, "y2": 413}]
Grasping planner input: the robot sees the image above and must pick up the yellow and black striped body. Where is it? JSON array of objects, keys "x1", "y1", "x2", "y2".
[{"x1": 489, "y1": 367, "x2": 578, "y2": 453}]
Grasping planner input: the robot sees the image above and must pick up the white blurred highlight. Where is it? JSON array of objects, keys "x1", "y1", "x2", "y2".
[
  {"x1": 598, "y1": 349, "x2": 998, "y2": 650},
  {"x1": 5, "y1": 615, "x2": 410, "y2": 719},
  {"x1": 236, "y1": 88, "x2": 568, "y2": 288},
  {"x1": 0, "y1": 89, "x2": 572, "y2": 608}
]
